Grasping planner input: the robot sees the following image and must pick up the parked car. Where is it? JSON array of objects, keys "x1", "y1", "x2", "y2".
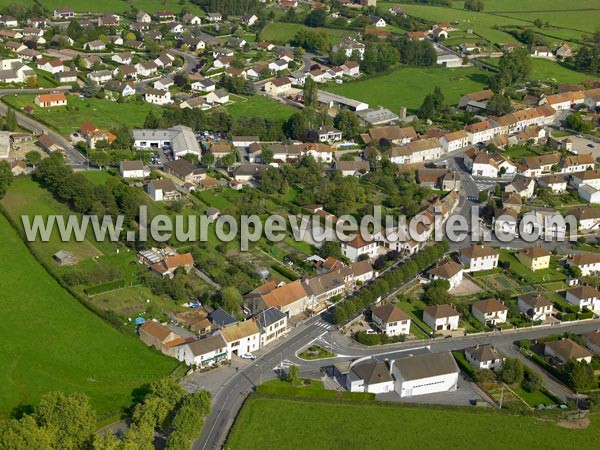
[{"x1": 241, "y1": 353, "x2": 256, "y2": 360}]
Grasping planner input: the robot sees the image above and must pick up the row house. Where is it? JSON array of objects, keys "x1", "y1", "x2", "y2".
[
  {"x1": 386, "y1": 138, "x2": 442, "y2": 164},
  {"x1": 440, "y1": 130, "x2": 469, "y2": 153},
  {"x1": 558, "y1": 153, "x2": 595, "y2": 174}
]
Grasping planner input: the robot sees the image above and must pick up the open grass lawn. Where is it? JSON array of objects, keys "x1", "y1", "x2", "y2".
[
  {"x1": 483, "y1": 58, "x2": 597, "y2": 84},
  {"x1": 225, "y1": 95, "x2": 297, "y2": 122},
  {"x1": 3, "y1": 94, "x2": 156, "y2": 137},
  {"x1": 260, "y1": 22, "x2": 348, "y2": 46},
  {"x1": 324, "y1": 66, "x2": 490, "y2": 113},
  {"x1": 499, "y1": 250, "x2": 566, "y2": 284},
  {"x1": 0, "y1": 0, "x2": 204, "y2": 14},
  {"x1": 81, "y1": 170, "x2": 114, "y2": 186},
  {"x1": 0, "y1": 211, "x2": 178, "y2": 419},
  {"x1": 226, "y1": 396, "x2": 600, "y2": 450},
  {"x1": 514, "y1": 386, "x2": 557, "y2": 408}
]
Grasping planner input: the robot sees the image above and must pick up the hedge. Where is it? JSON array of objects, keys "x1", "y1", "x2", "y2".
[
  {"x1": 256, "y1": 384, "x2": 375, "y2": 401},
  {"x1": 84, "y1": 279, "x2": 128, "y2": 296},
  {"x1": 271, "y1": 262, "x2": 299, "y2": 281},
  {"x1": 452, "y1": 351, "x2": 476, "y2": 379}
]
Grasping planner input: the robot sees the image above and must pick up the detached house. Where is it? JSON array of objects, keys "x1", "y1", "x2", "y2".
[
  {"x1": 517, "y1": 246, "x2": 551, "y2": 272},
  {"x1": 53, "y1": 7, "x2": 75, "y2": 19},
  {"x1": 565, "y1": 286, "x2": 600, "y2": 312},
  {"x1": 347, "y1": 361, "x2": 394, "y2": 394},
  {"x1": 145, "y1": 88, "x2": 171, "y2": 105},
  {"x1": 423, "y1": 304, "x2": 460, "y2": 332},
  {"x1": 426, "y1": 260, "x2": 464, "y2": 289},
  {"x1": 568, "y1": 253, "x2": 600, "y2": 276},
  {"x1": 545, "y1": 338, "x2": 592, "y2": 364},
  {"x1": 371, "y1": 304, "x2": 411, "y2": 336},
  {"x1": 147, "y1": 178, "x2": 181, "y2": 201},
  {"x1": 112, "y1": 52, "x2": 132, "y2": 65},
  {"x1": 176, "y1": 333, "x2": 228, "y2": 368},
  {"x1": 34, "y1": 93, "x2": 67, "y2": 108},
  {"x1": 84, "y1": 40, "x2": 106, "y2": 51},
  {"x1": 120, "y1": 160, "x2": 149, "y2": 178},
  {"x1": 472, "y1": 299, "x2": 508, "y2": 326},
  {"x1": 264, "y1": 77, "x2": 292, "y2": 96},
  {"x1": 459, "y1": 245, "x2": 499, "y2": 273},
  {"x1": 517, "y1": 292, "x2": 554, "y2": 321},
  {"x1": 465, "y1": 345, "x2": 504, "y2": 371}
]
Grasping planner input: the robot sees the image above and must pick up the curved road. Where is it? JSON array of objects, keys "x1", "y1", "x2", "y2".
[{"x1": 0, "y1": 86, "x2": 87, "y2": 167}]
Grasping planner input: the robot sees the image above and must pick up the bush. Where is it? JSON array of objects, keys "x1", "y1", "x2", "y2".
[
  {"x1": 271, "y1": 263, "x2": 299, "y2": 281},
  {"x1": 256, "y1": 384, "x2": 375, "y2": 401},
  {"x1": 83, "y1": 279, "x2": 127, "y2": 296}
]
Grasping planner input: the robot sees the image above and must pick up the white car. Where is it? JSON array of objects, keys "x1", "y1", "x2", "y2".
[{"x1": 241, "y1": 353, "x2": 256, "y2": 360}]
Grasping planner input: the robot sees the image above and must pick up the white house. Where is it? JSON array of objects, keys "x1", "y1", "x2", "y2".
[
  {"x1": 203, "y1": 89, "x2": 229, "y2": 105},
  {"x1": 206, "y1": 12, "x2": 222, "y2": 22},
  {"x1": 569, "y1": 206, "x2": 600, "y2": 231},
  {"x1": 517, "y1": 293, "x2": 554, "y2": 321},
  {"x1": 120, "y1": 160, "x2": 149, "y2": 179},
  {"x1": 545, "y1": 339, "x2": 593, "y2": 364},
  {"x1": 440, "y1": 130, "x2": 469, "y2": 153},
  {"x1": 568, "y1": 253, "x2": 600, "y2": 277},
  {"x1": 268, "y1": 59, "x2": 289, "y2": 72},
  {"x1": 465, "y1": 345, "x2": 504, "y2": 371},
  {"x1": 346, "y1": 361, "x2": 394, "y2": 394},
  {"x1": 220, "y1": 321, "x2": 261, "y2": 358},
  {"x1": 371, "y1": 304, "x2": 411, "y2": 336},
  {"x1": 578, "y1": 184, "x2": 600, "y2": 204},
  {"x1": 112, "y1": 52, "x2": 132, "y2": 65},
  {"x1": 565, "y1": 286, "x2": 600, "y2": 312},
  {"x1": 426, "y1": 260, "x2": 464, "y2": 289},
  {"x1": 84, "y1": 40, "x2": 106, "y2": 51},
  {"x1": 175, "y1": 333, "x2": 229, "y2": 368},
  {"x1": 423, "y1": 305, "x2": 460, "y2": 332},
  {"x1": 316, "y1": 126, "x2": 342, "y2": 142},
  {"x1": 459, "y1": 245, "x2": 499, "y2": 273},
  {"x1": 145, "y1": 88, "x2": 172, "y2": 105},
  {"x1": 255, "y1": 307, "x2": 288, "y2": 347},
  {"x1": 147, "y1": 179, "x2": 181, "y2": 201},
  {"x1": 583, "y1": 330, "x2": 600, "y2": 354},
  {"x1": 154, "y1": 77, "x2": 174, "y2": 91},
  {"x1": 135, "y1": 61, "x2": 158, "y2": 77},
  {"x1": 471, "y1": 299, "x2": 508, "y2": 326},
  {"x1": 38, "y1": 59, "x2": 66, "y2": 74},
  {"x1": 182, "y1": 13, "x2": 202, "y2": 25},
  {"x1": 538, "y1": 174, "x2": 567, "y2": 193},
  {"x1": 341, "y1": 234, "x2": 379, "y2": 262},
  {"x1": 191, "y1": 79, "x2": 216, "y2": 92},
  {"x1": 392, "y1": 352, "x2": 459, "y2": 398},
  {"x1": 465, "y1": 120, "x2": 496, "y2": 144},
  {"x1": 264, "y1": 77, "x2": 292, "y2": 96},
  {"x1": 87, "y1": 70, "x2": 112, "y2": 83},
  {"x1": 53, "y1": 7, "x2": 74, "y2": 19}
]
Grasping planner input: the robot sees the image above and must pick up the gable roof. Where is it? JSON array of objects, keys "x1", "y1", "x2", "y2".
[
  {"x1": 427, "y1": 260, "x2": 463, "y2": 279},
  {"x1": 372, "y1": 304, "x2": 410, "y2": 323},
  {"x1": 460, "y1": 244, "x2": 498, "y2": 260},
  {"x1": 394, "y1": 351, "x2": 458, "y2": 380},
  {"x1": 261, "y1": 280, "x2": 307, "y2": 309},
  {"x1": 186, "y1": 334, "x2": 227, "y2": 356},
  {"x1": 210, "y1": 308, "x2": 237, "y2": 328},
  {"x1": 472, "y1": 299, "x2": 508, "y2": 314},
  {"x1": 545, "y1": 338, "x2": 593, "y2": 361},
  {"x1": 566, "y1": 285, "x2": 600, "y2": 300},
  {"x1": 519, "y1": 292, "x2": 552, "y2": 309},
  {"x1": 571, "y1": 253, "x2": 600, "y2": 266},
  {"x1": 466, "y1": 344, "x2": 501, "y2": 362},
  {"x1": 518, "y1": 246, "x2": 550, "y2": 259},
  {"x1": 423, "y1": 304, "x2": 459, "y2": 319},
  {"x1": 220, "y1": 320, "x2": 260, "y2": 342},
  {"x1": 350, "y1": 361, "x2": 393, "y2": 385}
]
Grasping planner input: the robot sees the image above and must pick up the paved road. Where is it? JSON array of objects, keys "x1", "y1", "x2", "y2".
[
  {"x1": 192, "y1": 308, "x2": 600, "y2": 449},
  {"x1": 0, "y1": 87, "x2": 87, "y2": 167}
]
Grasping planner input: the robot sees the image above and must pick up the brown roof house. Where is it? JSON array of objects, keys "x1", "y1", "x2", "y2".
[
  {"x1": 459, "y1": 245, "x2": 499, "y2": 273},
  {"x1": 471, "y1": 299, "x2": 508, "y2": 326},
  {"x1": 426, "y1": 260, "x2": 464, "y2": 289},
  {"x1": 258, "y1": 280, "x2": 309, "y2": 317},
  {"x1": 517, "y1": 292, "x2": 554, "y2": 321},
  {"x1": 138, "y1": 320, "x2": 190, "y2": 357},
  {"x1": 516, "y1": 246, "x2": 551, "y2": 272},
  {"x1": 544, "y1": 338, "x2": 593, "y2": 364},
  {"x1": 220, "y1": 321, "x2": 261, "y2": 358},
  {"x1": 465, "y1": 344, "x2": 504, "y2": 371},
  {"x1": 151, "y1": 253, "x2": 194, "y2": 279},
  {"x1": 371, "y1": 304, "x2": 411, "y2": 336},
  {"x1": 422, "y1": 304, "x2": 460, "y2": 332}
]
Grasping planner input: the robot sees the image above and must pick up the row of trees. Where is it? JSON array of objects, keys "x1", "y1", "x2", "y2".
[
  {"x1": 0, "y1": 160, "x2": 12, "y2": 199},
  {"x1": 333, "y1": 241, "x2": 450, "y2": 323}
]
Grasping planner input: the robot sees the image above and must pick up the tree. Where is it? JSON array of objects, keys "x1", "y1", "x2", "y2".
[
  {"x1": 487, "y1": 94, "x2": 513, "y2": 115},
  {"x1": 304, "y1": 8, "x2": 326, "y2": 28},
  {"x1": 220, "y1": 152, "x2": 235, "y2": 169},
  {"x1": 287, "y1": 364, "x2": 300, "y2": 386},
  {"x1": 491, "y1": 47, "x2": 531, "y2": 91},
  {"x1": 333, "y1": 110, "x2": 359, "y2": 139},
  {"x1": 522, "y1": 370, "x2": 543, "y2": 393},
  {"x1": 303, "y1": 77, "x2": 318, "y2": 109},
  {"x1": 25, "y1": 151, "x2": 42, "y2": 169},
  {"x1": 34, "y1": 392, "x2": 96, "y2": 450},
  {"x1": 478, "y1": 190, "x2": 488, "y2": 203},
  {"x1": 423, "y1": 279, "x2": 451, "y2": 305},
  {"x1": 0, "y1": 160, "x2": 13, "y2": 199},
  {"x1": 500, "y1": 358, "x2": 524, "y2": 385},
  {"x1": 565, "y1": 360, "x2": 596, "y2": 391},
  {"x1": 260, "y1": 148, "x2": 274, "y2": 165},
  {"x1": 418, "y1": 94, "x2": 436, "y2": 120},
  {"x1": 319, "y1": 240, "x2": 343, "y2": 260},
  {"x1": 0, "y1": 415, "x2": 54, "y2": 450},
  {"x1": 4, "y1": 106, "x2": 17, "y2": 131},
  {"x1": 464, "y1": 0, "x2": 484, "y2": 11},
  {"x1": 566, "y1": 113, "x2": 594, "y2": 134},
  {"x1": 201, "y1": 152, "x2": 215, "y2": 166},
  {"x1": 533, "y1": 18, "x2": 543, "y2": 28},
  {"x1": 221, "y1": 286, "x2": 243, "y2": 315},
  {"x1": 81, "y1": 77, "x2": 100, "y2": 98}
]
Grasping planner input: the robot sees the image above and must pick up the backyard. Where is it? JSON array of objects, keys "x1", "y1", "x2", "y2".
[{"x1": 226, "y1": 395, "x2": 600, "y2": 450}]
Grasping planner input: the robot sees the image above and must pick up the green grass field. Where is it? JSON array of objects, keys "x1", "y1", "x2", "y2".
[
  {"x1": 3, "y1": 94, "x2": 156, "y2": 136},
  {"x1": 260, "y1": 22, "x2": 348, "y2": 46},
  {"x1": 324, "y1": 66, "x2": 490, "y2": 113},
  {"x1": 226, "y1": 396, "x2": 600, "y2": 450},
  {"x1": 226, "y1": 95, "x2": 297, "y2": 121},
  {"x1": 0, "y1": 0, "x2": 204, "y2": 14},
  {"x1": 0, "y1": 210, "x2": 178, "y2": 419},
  {"x1": 483, "y1": 58, "x2": 597, "y2": 84}
]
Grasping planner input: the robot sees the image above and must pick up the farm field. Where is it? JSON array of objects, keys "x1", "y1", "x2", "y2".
[
  {"x1": 324, "y1": 66, "x2": 490, "y2": 113},
  {"x1": 226, "y1": 396, "x2": 600, "y2": 450},
  {"x1": 260, "y1": 22, "x2": 348, "y2": 46},
  {"x1": 226, "y1": 95, "x2": 297, "y2": 121},
  {"x1": 2, "y1": 94, "x2": 156, "y2": 136},
  {"x1": 0, "y1": 210, "x2": 178, "y2": 419}
]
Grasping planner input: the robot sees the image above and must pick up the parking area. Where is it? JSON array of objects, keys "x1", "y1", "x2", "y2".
[
  {"x1": 182, "y1": 356, "x2": 254, "y2": 395},
  {"x1": 557, "y1": 135, "x2": 599, "y2": 157}
]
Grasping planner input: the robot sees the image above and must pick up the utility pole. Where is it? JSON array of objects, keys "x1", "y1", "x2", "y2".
[{"x1": 499, "y1": 385, "x2": 504, "y2": 409}]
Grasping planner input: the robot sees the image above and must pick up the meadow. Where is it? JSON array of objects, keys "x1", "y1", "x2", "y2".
[
  {"x1": 2, "y1": 94, "x2": 156, "y2": 136},
  {"x1": 226, "y1": 94, "x2": 297, "y2": 121},
  {"x1": 0, "y1": 0, "x2": 205, "y2": 15},
  {"x1": 482, "y1": 58, "x2": 597, "y2": 84},
  {"x1": 260, "y1": 22, "x2": 349, "y2": 46},
  {"x1": 226, "y1": 396, "x2": 600, "y2": 450},
  {"x1": 0, "y1": 208, "x2": 178, "y2": 419},
  {"x1": 324, "y1": 66, "x2": 490, "y2": 113}
]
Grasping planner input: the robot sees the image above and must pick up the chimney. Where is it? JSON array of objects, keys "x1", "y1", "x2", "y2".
[{"x1": 399, "y1": 106, "x2": 407, "y2": 120}]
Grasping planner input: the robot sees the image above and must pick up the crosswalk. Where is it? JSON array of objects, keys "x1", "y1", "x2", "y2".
[{"x1": 314, "y1": 322, "x2": 332, "y2": 330}]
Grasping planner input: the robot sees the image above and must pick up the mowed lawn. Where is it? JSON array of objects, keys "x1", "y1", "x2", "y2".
[
  {"x1": 324, "y1": 66, "x2": 490, "y2": 113},
  {"x1": 226, "y1": 95, "x2": 297, "y2": 121},
  {"x1": 0, "y1": 211, "x2": 178, "y2": 419},
  {"x1": 260, "y1": 22, "x2": 348, "y2": 45},
  {"x1": 3, "y1": 94, "x2": 156, "y2": 136},
  {"x1": 483, "y1": 58, "x2": 597, "y2": 84},
  {"x1": 226, "y1": 396, "x2": 600, "y2": 450}
]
